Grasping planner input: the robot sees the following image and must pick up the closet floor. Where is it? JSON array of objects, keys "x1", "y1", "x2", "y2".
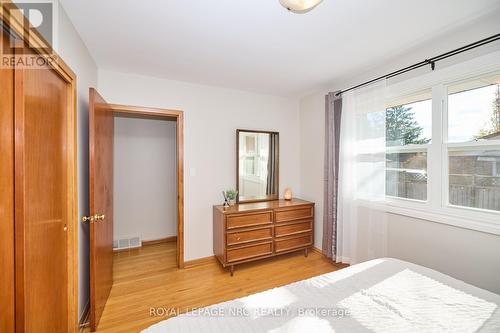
[{"x1": 82, "y1": 241, "x2": 345, "y2": 332}]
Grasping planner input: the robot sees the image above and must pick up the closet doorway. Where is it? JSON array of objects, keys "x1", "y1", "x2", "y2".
[{"x1": 87, "y1": 88, "x2": 184, "y2": 331}]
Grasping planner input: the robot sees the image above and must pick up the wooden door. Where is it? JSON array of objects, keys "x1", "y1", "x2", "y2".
[
  {"x1": 1, "y1": 3, "x2": 77, "y2": 331},
  {"x1": 89, "y1": 88, "x2": 114, "y2": 331},
  {"x1": 0, "y1": 29, "x2": 15, "y2": 333},
  {"x1": 14, "y1": 49, "x2": 71, "y2": 332}
]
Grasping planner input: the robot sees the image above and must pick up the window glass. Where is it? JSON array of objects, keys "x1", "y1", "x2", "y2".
[
  {"x1": 448, "y1": 82, "x2": 500, "y2": 143},
  {"x1": 449, "y1": 149, "x2": 500, "y2": 212},
  {"x1": 386, "y1": 99, "x2": 432, "y2": 147},
  {"x1": 385, "y1": 92, "x2": 431, "y2": 200},
  {"x1": 386, "y1": 152, "x2": 427, "y2": 200}
]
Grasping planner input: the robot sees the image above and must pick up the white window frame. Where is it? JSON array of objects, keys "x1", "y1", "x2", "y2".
[{"x1": 381, "y1": 50, "x2": 500, "y2": 235}]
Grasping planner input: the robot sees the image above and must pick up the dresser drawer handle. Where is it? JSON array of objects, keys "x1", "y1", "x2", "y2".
[{"x1": 237, "y1": 237, "x2": 241, "y2": 240}]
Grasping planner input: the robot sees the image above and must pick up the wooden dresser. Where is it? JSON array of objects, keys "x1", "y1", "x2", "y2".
[{"x1": 213, "y1": 199, "x2": 314, "y2": 275}]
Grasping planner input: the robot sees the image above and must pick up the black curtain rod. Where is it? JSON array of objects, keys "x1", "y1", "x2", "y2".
[{"x1": 335, "y1": 33, "x2": 500, "y2": 96}]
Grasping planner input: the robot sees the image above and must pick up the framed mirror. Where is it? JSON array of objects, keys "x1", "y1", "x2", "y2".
[{"x1": 237, "y1": 129, "x2": 279, "y2": 203}]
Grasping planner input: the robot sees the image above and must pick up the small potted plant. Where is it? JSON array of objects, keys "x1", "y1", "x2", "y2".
[{"x1": 224, "y1": 189, "x2": 238, "y2": 206}]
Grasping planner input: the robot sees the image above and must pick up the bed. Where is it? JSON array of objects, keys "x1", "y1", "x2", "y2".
[{"x1": 143, "y1": 258, "x2": 500, "y2": 332}]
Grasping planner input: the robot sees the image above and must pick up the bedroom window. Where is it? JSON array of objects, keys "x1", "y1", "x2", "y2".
[
  {"x1": 383, "y1": 69, "x2": 500, "y2": 232},
  {"x1": 385, "y1": 92, "x2": 432, "y2": 200},
  {"x1": 446, "y1": 77, "x2": 500, "y2": 212}
]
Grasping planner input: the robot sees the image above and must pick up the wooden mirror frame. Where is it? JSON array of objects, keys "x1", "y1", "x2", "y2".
[{"x1": 236, "y1": 129, "x2": 279, "y2": 203}]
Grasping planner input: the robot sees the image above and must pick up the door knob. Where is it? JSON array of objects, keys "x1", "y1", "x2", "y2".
[
  {"x1": 94, "y1": 214, "x2": 105, "y2": 221},
  {"x1": 82, "y1": 215, "x2": 94, "y2": 223}
]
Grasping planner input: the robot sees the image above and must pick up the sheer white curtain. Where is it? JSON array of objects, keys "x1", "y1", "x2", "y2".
[{"x1": 336, "y1": 80, "x2": 388, "y2": 264}]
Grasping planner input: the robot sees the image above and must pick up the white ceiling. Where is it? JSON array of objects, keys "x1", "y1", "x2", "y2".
[{"x1": 60, "y1": 0, "x2": 500, "y2": 96}]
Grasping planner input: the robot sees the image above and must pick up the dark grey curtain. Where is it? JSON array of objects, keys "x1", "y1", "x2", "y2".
[
  {"x1": 323, "y1": 92, "x2": 342, "y2": 259},
  {"x1": 266, "y1": 134, "x2": 278, "y2": 195}
]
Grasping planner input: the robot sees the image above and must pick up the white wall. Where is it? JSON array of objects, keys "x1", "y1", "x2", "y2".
[
  {"x1": 299, "y1": 16, "x2": 500, "y2": 293},
  {"x1": 56, "y1": 2, "x2": 98, "y2": 319},
  {"x1": 113, "y1": 116, "x2": 177, "y2": 242},
  {"x1": 98, "y1": 70, "x2": 301, "y2": 260},
  {"x1": 299, "y1": 95, "x2": 325, "y2": 249},
  {"x1": 387, "y1": 213, "x2": 500, "y2": 294}
]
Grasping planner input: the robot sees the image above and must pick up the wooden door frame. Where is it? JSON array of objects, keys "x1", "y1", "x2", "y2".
[
  {"x1": 1, "y1": 1, "x2": 78, "y2": 332},
  {"x1": 107, "y1": 103, "x2": 185, "y2": 268}
]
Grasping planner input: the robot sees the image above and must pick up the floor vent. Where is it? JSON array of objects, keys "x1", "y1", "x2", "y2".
[{"x1": 113, "y1": 236, "x2": 142, "y2": 251}]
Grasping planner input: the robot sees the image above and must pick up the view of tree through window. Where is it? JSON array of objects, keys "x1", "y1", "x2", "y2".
[
  {"x1": 386, "y1": 103, "x2": 431, "y2": 147},
  {"x1": 448, "y1": 84, "x2": 500, "y2": 143},
  {"x1": 476, "y1": 84, "x2": 500, "y2": 139},
  {"x1": 385, "y1": 98, "x2": 431, "y2": 200}
]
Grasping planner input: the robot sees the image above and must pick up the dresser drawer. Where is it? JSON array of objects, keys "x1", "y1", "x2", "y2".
[
  {"x1": 227, "y1": 241, "x2": 273, "y2": 263},
  {"x1": 274, "y1": 233, "x2": 312, "y2": 253},
  {"x1": 227, "y1": 227, "x2": 273, "y2": 246},
  {"x1": 275, "y1": 221, "x2": 312, "y2": 237},
  {"x1": 214, "y1": 199, "x2": 315, "y2": 275},
  {"x1": 226, "y1": 211, "x2": 273, "y2": 229},
  {"x1": 275, "y1": 206, "x2": 313, "y2": 223}
]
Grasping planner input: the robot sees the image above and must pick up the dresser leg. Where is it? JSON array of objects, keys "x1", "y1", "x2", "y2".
[
  {"x1": 304, "y1": 248, "x2": 308, "y2": 257},
  {"x1": 230, "y1": 265, "x2": 234, "y2": 276}
]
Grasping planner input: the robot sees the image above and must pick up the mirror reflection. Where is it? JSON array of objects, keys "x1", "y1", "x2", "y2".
[{"x1": 237, "y1": 130, "x2": 279, "y2": 202}]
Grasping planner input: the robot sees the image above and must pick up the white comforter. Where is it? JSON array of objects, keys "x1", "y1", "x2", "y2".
[{"x1": 143, "y1": 258, "x2": 500, "y2": 333}]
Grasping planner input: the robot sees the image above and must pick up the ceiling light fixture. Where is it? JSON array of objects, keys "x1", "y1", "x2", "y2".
[{"x1": 279, "y1": 0, "x2": 323, "y2": 14}]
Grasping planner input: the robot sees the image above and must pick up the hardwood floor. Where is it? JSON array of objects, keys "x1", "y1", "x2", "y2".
[{"x1": 83, "y1": 242, "x2": 345, "y2": 333}]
